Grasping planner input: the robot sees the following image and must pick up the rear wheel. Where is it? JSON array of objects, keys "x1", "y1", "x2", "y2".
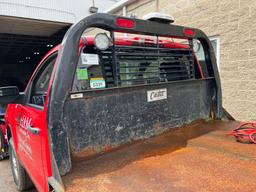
[{"x1": 9, "y1": 139, "x2": 34, "y2": 191}]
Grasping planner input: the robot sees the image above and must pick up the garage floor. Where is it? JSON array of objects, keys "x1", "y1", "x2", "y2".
[
  {"x1": 0, "y1": 159, "x2": 36, "y2": 192},
  {"x1": 0, "y1": 159, "x2": 17, "y2": 192}
]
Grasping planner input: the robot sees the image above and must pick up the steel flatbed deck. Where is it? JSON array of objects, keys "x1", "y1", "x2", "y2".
[{"x1": 63, "y1": 120, "x2": 256, "y2": 192}]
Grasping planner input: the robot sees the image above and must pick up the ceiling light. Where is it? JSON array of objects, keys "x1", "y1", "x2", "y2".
[{"x1": 89, "y1": 6, "x2": 98, "y2": 13}]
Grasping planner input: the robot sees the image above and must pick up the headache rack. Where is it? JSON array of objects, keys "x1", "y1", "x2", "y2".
[
  {"x1": 99, "y1": 44, "x2": 195, "y2": 87},
  {"x1": 48, "y1": 13, "x2": 222, "y2": 177}
]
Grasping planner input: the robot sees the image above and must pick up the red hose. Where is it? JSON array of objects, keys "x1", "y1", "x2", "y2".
[{"x1": 227, "y1": 122, "x2": 256, "y2": 144}]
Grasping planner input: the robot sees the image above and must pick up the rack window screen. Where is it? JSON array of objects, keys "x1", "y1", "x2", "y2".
[{"x1": 72, "y1": 38, "x2": 195, "y2": 92}]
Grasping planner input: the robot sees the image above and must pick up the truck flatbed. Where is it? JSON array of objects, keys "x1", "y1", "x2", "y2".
[{"x1": 63, "y1": 120, "x2": 256, "y2": 192}]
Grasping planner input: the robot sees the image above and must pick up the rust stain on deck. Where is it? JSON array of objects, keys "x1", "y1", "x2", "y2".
[{"x1": 63, "y1": 120, "x2": 256, "y2": 192}]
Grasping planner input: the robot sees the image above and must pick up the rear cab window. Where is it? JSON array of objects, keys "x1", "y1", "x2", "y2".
[
  {"x1": 72, "y1": 32, "x2": 211, "y2": 92},
  {"x1": 73, "y1": 46, "x2": 104, "y2": 91}
]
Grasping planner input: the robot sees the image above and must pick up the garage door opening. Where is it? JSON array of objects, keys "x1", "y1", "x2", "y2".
[{"x1": 0, "y1": 16, "x2": 71, "y2": 91}]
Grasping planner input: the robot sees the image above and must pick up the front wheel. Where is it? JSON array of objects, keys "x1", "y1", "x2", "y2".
[{"x1": 9, "y1": 139, "x2": 34, "y2": 191}]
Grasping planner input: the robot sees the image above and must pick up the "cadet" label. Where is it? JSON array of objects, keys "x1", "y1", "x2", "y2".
[{"x1": 147, "y1": 88, "x2": 167, "y2": 102}]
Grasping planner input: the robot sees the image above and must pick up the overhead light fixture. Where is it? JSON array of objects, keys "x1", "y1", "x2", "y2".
[
  {"x1": 19, "y1": 60, "x2": 24, "y2": 63},
  {"x1": 34, "y1": 52, "x2": 40, "y2": 55},
  {"x1": 26, "y1": 57, "x2": 31, "y2": 60},
  {"x1": 89, "y1": 6, "x2": 98, "y2": 13},
  {"x1": 47, "y1": 44, "x2": 53, "y2": 47},
  {"x1": 89, "y1": 0, "x2": 98, "y2": 13}
]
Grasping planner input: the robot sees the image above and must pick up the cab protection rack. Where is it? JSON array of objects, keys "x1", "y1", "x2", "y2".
[{"x1": 47, "y1": 13, "x2": 222, "y2": 176}]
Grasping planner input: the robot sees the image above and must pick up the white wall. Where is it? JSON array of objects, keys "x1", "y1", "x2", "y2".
[{"x1": 0, "y1": 0, "x2": 119, "y2": 23}]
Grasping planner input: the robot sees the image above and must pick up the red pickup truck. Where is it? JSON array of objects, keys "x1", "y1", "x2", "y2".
[{"x1": 1, "y1": 13, "x2": 255, "y2": 192}]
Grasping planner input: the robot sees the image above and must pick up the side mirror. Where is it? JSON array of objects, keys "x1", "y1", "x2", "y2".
[{"x1": 0, "y1": 86, "x2": 20, "y2": 104}]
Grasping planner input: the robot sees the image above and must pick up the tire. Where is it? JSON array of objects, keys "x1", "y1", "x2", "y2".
[
  {"x1": 9, "y1": 139, "x2": 34, "y2": 191},
  {"x1": 0, "y1": 128, "x2": 6, "y2": 160}
]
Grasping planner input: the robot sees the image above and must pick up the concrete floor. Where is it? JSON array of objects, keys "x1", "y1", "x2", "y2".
[
  {"x1": 0, "y1": 159, "x2": 17, "y2": 192},
  {"x1": 0, "y1": 159, "x2": 36, "y2": 192}
]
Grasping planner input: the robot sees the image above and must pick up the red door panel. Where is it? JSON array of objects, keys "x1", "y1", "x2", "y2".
[{"x1": 16, "y1": 105, "x2": 46, "y2": 192}]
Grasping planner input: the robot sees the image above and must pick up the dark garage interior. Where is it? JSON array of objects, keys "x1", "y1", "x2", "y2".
[{"x1": 0, "y1": 16, "x2": 71, "y2": 91}]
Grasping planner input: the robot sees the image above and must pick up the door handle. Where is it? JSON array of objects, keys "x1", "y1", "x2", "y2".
[{"x1": 27, "y1": 125, "x2": 40, "y2": 135}]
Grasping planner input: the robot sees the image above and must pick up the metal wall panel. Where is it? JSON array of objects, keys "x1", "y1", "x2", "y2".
[{"x1": 0, "y1": 0, "x2": 118, "y2": 23}]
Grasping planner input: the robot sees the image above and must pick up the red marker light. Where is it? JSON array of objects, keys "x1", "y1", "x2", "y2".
[
  {"x1": 183, "y1": 28, "x2": 195, "y2": 38},
  {"x1": 116, "y1": 18, "x2": 135, "y2": 29}
]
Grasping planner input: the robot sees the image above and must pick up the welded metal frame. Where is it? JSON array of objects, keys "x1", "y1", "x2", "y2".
[{"x1": 47, "y1": 13, "x2": 222, "y2": 177}]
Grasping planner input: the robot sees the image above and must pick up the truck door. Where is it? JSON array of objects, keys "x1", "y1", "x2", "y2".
[{"x1": 16, "y1": 52, "x2": 57, "y2": 191}]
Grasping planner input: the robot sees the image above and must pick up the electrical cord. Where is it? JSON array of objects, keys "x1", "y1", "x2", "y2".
[{"x1": 227, "y1": 122, "x2": 256, "y2": 144}]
